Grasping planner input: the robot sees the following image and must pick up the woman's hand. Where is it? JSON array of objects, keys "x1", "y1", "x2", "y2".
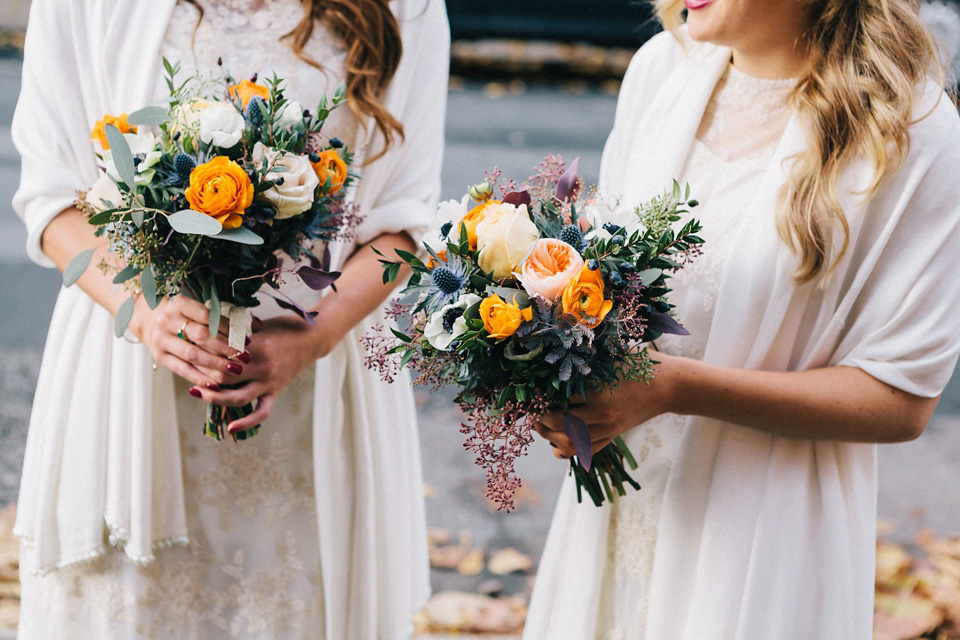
[
  {"x1": 130, "y1": 295, "x2": 245, "y2": 393},
  {"x1": 535, "y1": 352, "x2": 679, "y2": 459},
  {"x1": 188, "y1": 315, "x2": 327, "y2": 434}
]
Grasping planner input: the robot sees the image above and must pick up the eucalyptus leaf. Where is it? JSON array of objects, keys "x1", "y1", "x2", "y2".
[
  {"x1": 214, "y1": 226, "x2": 264, "y2": 245},
  {"x1": 88, "y1": 209, "x2": 117, "y2": 225},
  {"x1": 131, "y1": 209, "x2": 145, "y2": 228},
  {"x1": 637, "y1": 268, "x2": 662, "y2": 287},
  {"x1": 141, "y1": 264, "x2": 159, "y2": 310},
  {"x1": 104, "y1": 124, "x2": 137, "y2": 190},
  {"x1": 114, "y1": 295, "x2": 135, "y2": 338},
  {"x1": 112, "y1": 264, "x2": 141, "y2": 284},
  {"x1": 167, "y1": 209, "x2": 223, "y2": 235},
  {"x1": 63, "y1": 248, "x2": 95, "y2": 287},
  {"x1": 127, "y1": 105, "x2": 169, "y2": 126}
]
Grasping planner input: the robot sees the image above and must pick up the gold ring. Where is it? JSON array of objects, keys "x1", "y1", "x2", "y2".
[{"x1": 177, "y1": 321, "x2": 189, "y2": 341}]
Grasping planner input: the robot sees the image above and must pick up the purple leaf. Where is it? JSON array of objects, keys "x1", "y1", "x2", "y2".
[
  {"x1": 268, "y1": 294, "x2": 319, "y2": 325},
  {"x1": 647, "y1": 311, "x2": 689, "y2": 336},
  {"x1": 503, "y1": 187, "x2": 531, "y2": 209},
  {"x1": 563, "y1": 411, "x2": 593, "y2": 472},
  {"x1": 296, "y1": 265, "x2": 341, "y2": 290},
  {"x1": 555, "y1": 157, "x2": 581, "y2": 202}
]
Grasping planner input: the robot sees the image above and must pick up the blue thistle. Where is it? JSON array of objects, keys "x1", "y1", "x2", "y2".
[
  {"x1": 432, "y1": 266, "x2": 463, "y2": 295},
  {"x1": 559, "y1": 224, "x2": 585, "y2": 250},
  {"x1": 247, "y1": 97, "x2": 266, "y2": 125},
  {"x1": 174, "y1": 153, "x2": 196, "y2": 181}
]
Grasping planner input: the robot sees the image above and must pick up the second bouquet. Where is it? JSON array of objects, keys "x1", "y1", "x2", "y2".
[
  {"x1": 365, "y1": 157, "x2": 703, "y2": 509},
  {"x1": 68, "y1": 60, "x2": 360, "y2": 441}
]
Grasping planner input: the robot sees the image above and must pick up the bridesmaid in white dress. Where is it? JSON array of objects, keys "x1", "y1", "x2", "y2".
[
  {"x1": 11, "y1": 0, "x2": 448, "y2": 638},
  {"x1": 527, "y1": 1, "x2": 960, "y2": 639}
]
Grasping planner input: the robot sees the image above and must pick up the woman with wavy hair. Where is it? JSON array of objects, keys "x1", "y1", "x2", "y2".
[
  {"x1": 526, "y1": 0, "x2": 960, "y2": 638},
  {"x1": 12, "y1": 0, "x2": 447, "y2": 637}
]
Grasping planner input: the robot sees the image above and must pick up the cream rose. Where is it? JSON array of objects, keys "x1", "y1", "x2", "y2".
[
  {"x1": 475, "y1": 203, "x2": 540, "y2": 280},
  {"x1": 516, "y1": 238, "x2": 585, "y2": 301},
  {"x1": 174, "y1": 100, "x2": 245, "y2": 149},
  {"x1": 85, "y1": 172, "x2": 123, "y2": 211},
  {"x1": 254, "y1": 142, "x2": 319, "y2": 220}
]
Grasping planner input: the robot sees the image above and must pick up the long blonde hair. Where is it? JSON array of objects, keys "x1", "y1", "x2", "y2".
[{"x1": 654, "y1": 0, "x2": 945, "y2": 284}]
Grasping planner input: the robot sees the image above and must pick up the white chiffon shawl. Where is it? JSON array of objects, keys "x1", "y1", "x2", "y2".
[
  {"x1": 12, "y1": 0, "x2": 448, "y2": 637},
  {"x1": 527, "y1": 30, "x2": 960, "y2": 640}
]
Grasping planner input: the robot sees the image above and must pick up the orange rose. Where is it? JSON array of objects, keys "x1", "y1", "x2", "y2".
[
  {"x1": 460, "y1": 200, "x2": 500, "y2": 250},
  {"x1": 91, "y1": 113, "x2": 136, "y2": 150},
  {"x1": 426, "y1": 250, "x2": 448, "y2": 269},
  {"x1": 311, "y1": 149, "x2": 348, "y2": 195},
  {"x1": 184, "y1": 156, "x2": 254, "y2": 229},
  {"x1": 479, "y1": 293, "x2": 533, "y2": 340},
  {"x1": 561, "y1": 266, "x2": 613, "y2": 329},
  {"x1": 517, "y1": 238, "x2": 585, "y2": 301},
  {"x1": 228, "y1": 80, "x2": 270, "y2": 108}
]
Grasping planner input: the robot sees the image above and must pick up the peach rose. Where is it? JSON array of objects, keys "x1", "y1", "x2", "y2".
[
  {"x1": 228, "y1": 80, "x2": 270, "y2": 108},
  {"x1": 516, "y1": 238, "x2": 585, "y2": 301},
  {"x1": 561, "y1": 266, "x2": 613, "y2": 329},
  {"x1": 311, "y1": 149, "x2": 348, "y2": 195},
  {"x1": 479, "y1": 293, "x2": 534, "y2": 340},
  {"x1": 90, "y1": 113, "x2": 136, "y2": 150},
  {"x1": 184, "y1": 156, "x2": 254, "y2": 229}
]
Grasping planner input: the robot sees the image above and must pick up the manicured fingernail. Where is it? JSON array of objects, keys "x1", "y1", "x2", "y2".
[
  {"x1": 205, "y1": 382, "x2": 220, "y2": 391},
  {"x1": 237, "y1": 351, "x2": 252, "y2": 364},
  {"x1": 227, "y1": 363, "x2": 243, "y2": 375},
  {"x1": 188, "y1": 387, "x2": 202, "y2": 398},
  {"x1": 227, "y1": 424, "x2": 243, "y2": 435}
]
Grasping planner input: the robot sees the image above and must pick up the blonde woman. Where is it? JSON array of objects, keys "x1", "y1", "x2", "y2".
[
  {"x1": 12, "y1": 0, "x2": 447, "y2": 637},
  {"x1": 527, "y1": 0, "x2": 960, "y2": 638}
]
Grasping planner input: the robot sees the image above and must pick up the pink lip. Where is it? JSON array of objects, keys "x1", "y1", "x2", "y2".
[{"x1": 684, "y1": 0, "x2": 714, "y2": 8}]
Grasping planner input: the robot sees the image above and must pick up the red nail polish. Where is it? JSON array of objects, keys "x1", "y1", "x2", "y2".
[
  {"x1": 188, "y1": 387, "x2": 202, "y2": 398},
  {"x1": 237, "y1": 351, "x2": 252, "y2": 364},
  {"x1": 227, "y1": 363, "x2": 243, "y2": 375},
  {"x1": 205, "y1": 382, "x2": 220, "y2": 391},
  {"x1": 227, "y1": 424, "x2": 242, "y2": 435}
]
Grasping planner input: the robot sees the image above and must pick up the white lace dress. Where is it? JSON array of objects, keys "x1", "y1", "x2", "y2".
[
  {"x1": 17, "y1": 2, "x2": 368, "y2": 638},
  {"x1": 524, "y1": 64, "x2": 798, "y2": 640}
]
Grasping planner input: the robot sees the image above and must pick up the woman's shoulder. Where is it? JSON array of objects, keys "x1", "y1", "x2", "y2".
[{"x1": 908, "y1": 82, "x2": 960, "y2": 160}]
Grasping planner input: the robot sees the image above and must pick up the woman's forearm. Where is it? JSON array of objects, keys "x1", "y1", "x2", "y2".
[
  {"x1": 307, "y1": 231, "x2": 417, "y2": 357},
  {"x1": 664, "y1": 355, "x2": 938, "y2": 443},
  {"x1": 41, "y1": 206, "x2": 143, "y2": 320}
]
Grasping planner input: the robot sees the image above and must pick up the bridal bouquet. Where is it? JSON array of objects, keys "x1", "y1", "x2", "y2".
[
  {"x1": 363, "y1": 157, "x2": 702, "y2": 509},
  {"x1": 68, "y1": 59, "x2": 360, "y2": 441}
]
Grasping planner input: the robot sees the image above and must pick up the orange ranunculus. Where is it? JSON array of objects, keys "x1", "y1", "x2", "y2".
[
  {"x1": 91, "y1": 114, "x2": 136, "y2": 150},
  {"x1": 426, "y1": 250, "x2": 448, "y2": 268},
  {"x1": 479, "y1": 293, "x2": 533, "y2": 340},
  {"x1": 460, "y1": 200, "x2": 500, "y2": 251},
  {"x1": 517, "y1": 238, "x2": 585, "y2": 301},
  {"x1": 184, "y1": 156, "x2": 254, "y2": 229},
  {"x1": 561, "y1": 266, "x2": 613, "y2": 329},
  {"x1": 311, "y1": 149, "x2": 348, "y2": 195},
  {"x1": 227, "y1": 80, "x2": 270, "y2": 108}
]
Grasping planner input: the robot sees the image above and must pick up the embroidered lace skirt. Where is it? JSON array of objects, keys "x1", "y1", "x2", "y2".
[{"x1": 18, "y1": 370, "x2": 325, "y2": 640}]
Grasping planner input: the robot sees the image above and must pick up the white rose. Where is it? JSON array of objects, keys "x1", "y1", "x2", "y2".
[
  {"x1": 424, "y1": 293, "x2": 482, "y2": 350},
  {"x1": 98, "y1": 130, "x2": 162, "y2": 186},
  {"x1": 276, "y1": 100, "x2": 305, "y2": 128},
  {"x1": 196, "y1": 101, "x2": 246, "y2": 148},
  {"x1": 254, "y1": 142, "x2": 319, "y2": 220},
  {"x1": 475, "y1": 202, "x2": 540, "y2": 280},
  {"x1": 85, "y1": 172, "x2": 123, "y2": 211}
]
